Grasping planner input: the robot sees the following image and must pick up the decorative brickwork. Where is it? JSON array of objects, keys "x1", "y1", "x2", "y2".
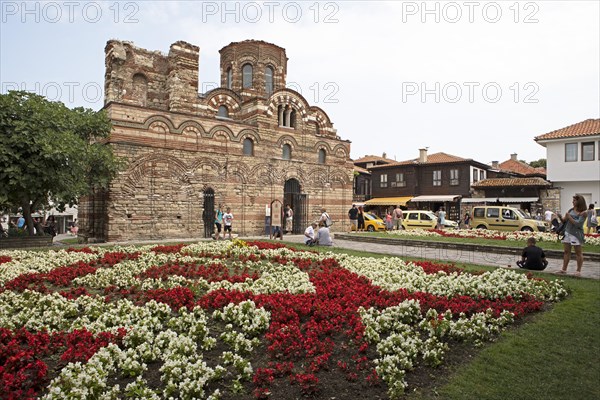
[{"x1": 82, "y1": 40, "x2": 353, "y2": 242}]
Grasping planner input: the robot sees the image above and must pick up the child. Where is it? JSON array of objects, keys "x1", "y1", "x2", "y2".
[
  {"x1": 516, "y1": 237, "x2": 548, "y2": 270},
  {"x1": 223, "y1": 207, "x2": 234, "y2": 240}
]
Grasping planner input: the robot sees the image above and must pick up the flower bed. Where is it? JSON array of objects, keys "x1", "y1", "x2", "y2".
[
  {"x1": 0, "y1": 241, "x2": 568, "y2": 399},
  {"x1": 388, "y1": 228, "x2": 600, "y2": 246}
]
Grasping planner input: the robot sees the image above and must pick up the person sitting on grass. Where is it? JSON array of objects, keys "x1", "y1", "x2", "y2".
[
  {"x1": 516, "y1": 237, "x2": 548, "y2": 270},
  {"x1": 304, "y1": 222, "x2": 318, "y2": 246},
  {"x1": 316, "y1": 221, "x2": 333, "y2": 246}
]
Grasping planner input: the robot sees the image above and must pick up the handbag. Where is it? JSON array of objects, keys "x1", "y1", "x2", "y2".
[{"x1": 555, "y1": 221, "x2": 567, "y2": 240}]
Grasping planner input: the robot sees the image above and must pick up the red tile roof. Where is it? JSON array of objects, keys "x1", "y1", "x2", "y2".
[
  {"x1": 354, "y1": 165, "x2": 370, "y2": 174},
  {"x1": 371, "y1": 152, "x2": 467, "y2": 168},
  {"x1": 535, "y1": 119, "x2": 600, "y2": 141},
  {"x1": 353, "y1": 155, "x2": 396, "y2": 164},
  {"x1": 472, "y1": 177, "x2": 551, "y2": 188},
  {"x1": 498, "y1": 159, "x2": 546, "y2": 176}
]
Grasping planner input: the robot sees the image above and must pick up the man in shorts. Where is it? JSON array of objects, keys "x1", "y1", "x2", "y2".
[{"x1": 348, "y1": 204, "x2": 358, "y2": 232}]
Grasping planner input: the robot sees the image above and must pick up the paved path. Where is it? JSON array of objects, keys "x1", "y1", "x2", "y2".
[
  {"x1": 53, "y1": 233, "x2": 599, "y2": 280},
  {"x1": 276, "y1": 234, "x2": 600, "y2": 280}
]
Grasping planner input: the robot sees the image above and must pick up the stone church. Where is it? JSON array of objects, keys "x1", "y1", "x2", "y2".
[{"x1": 79, "y1": 39, "x2": 353, "y2": 242}]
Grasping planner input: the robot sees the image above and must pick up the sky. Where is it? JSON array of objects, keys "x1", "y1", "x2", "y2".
[{"x1": 1, "y1": 1, "x2": 599, "y2": 165}]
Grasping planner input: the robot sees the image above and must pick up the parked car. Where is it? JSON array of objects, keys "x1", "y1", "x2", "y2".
[
  {"x1": 471, "y1": 206, "x2": 546, "y2": 232},
  {"x1": 362, "y1": 212, "x2": 386, "y2": 232},
  {"x1": 401, "y1": 210, "x2": 456, "y2": 230}
]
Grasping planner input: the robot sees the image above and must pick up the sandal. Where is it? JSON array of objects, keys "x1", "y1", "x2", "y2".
[
  {"x1": 555, "y1": 269, "x2": 567, "y2": 275},
  {"x1": 570, "y1": 271, "x2": 581, "y2": 277}
]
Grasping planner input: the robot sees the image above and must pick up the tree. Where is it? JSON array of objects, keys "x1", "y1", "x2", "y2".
[
  {"x1": 0, "y1": 91, "x2": 122, "y2": 236},
  {"x1": 528, "y1": 159, "x2": 547, "y2": 168}
]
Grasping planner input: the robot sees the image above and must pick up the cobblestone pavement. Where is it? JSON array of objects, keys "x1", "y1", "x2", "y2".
[{"x1": 53, "y1": 233, "x2": 599, "y2": 280}]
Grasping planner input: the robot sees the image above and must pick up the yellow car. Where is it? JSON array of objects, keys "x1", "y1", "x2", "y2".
[
  {"x1": 583, "y1": 206, "x2": 600, "y2": 233},
  {"x1": 402, "y1": 210, "x2": 459, "y2": 230},
  {"x1": 351, "y1": 212, "x2": 386, "y2": 232}
]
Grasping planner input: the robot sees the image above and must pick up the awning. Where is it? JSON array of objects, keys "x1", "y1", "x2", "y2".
[
  {"x1": 461, "y1": 198, "x2": 497, "y2": 203},
  {"x1": 461, "y1": 197, "x2": 539, "y2": 203},
  {"x1": 499, "y1": 197, "x2": 539, "y2": 203},
  {"x1": 410, "y1": 195, "x2": 461, "y2": 202},
  {"x1": 364, "y1": 196, "x2": 413, "y2": 206}
]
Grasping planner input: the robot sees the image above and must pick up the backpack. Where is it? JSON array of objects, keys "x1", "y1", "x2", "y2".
[{"x1": 324, "y1": 213, "x2": 333, "y2": 227}]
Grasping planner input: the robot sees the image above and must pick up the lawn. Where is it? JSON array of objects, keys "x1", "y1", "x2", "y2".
[{"x1": 0, "y1": 240, "x2": 597, "y2": 399}]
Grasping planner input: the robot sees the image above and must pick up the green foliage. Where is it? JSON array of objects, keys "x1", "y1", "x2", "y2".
[
  {"x1": 0, "y1": 91, "x2": 123, "y2": 234},
  {"x1": 528, "y1": 158, "x2": 547, "y2": 168}
]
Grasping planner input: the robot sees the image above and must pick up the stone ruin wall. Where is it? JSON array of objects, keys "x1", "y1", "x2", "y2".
[{"x1": 83, "y1": 39, "x2": 353, "y2": 242}]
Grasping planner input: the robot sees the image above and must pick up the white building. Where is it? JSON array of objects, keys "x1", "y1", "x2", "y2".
[{"x1": 535, "y1": 119, "x2": 600, "y2": 213}]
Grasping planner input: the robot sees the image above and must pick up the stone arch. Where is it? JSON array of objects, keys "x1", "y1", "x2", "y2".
[
  {"x1": 329, "y1": 168, "x2": 352, "y2": 186},
  {"x1": 265, "y1": 89, "x2": 310, "y2": 123},
  {"x1": 333, "y1": 144, "x2": 349, "y2": 159},
  {"x1": 306, "y1": 167, "x2": 328, "y2": 186},
  {"x1": 208, "y1": 125, "x2": 236, "y2": 141},
  {"x1": 205, "y1": 90, "x2": 242, "y2": 115},
  {"x1": 276, "y1": 135, "x2": 299, "y2": 148},
  {"x1": 177, "y1": 120, "x2": 207, "y2": 136},
  {"x1": 225, "y1": 161, "x2": 249, "y2": 184},
  {"x1": 142, "y1": 115, "x2": 177, "y2": 133},
  {"x1": 309, "y1": 106, "x2": 334, "y2": 133},
  {"x1": 250, "y1": 163, "x2": 277, "y2": 186},
  {"x1": 314, "y1": 141, "x2": 333, "y2": 152},
  {"x1": 189, "y1": 157, "x2": 223, "y2": 182},
  {"x1": 237, "y1": 129, "x2": 261, "y2": 144},
  {"x1": 122, "y1": 153, "x2": 189, "y2": 195}
]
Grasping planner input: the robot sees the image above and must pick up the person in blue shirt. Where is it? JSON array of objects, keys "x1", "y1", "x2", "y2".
[{"x1": 17, "y1": 216, "x2": 25, "y2": 229}]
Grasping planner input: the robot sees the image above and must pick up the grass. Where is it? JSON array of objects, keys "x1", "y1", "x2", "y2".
[
  {"x1": 355, "y1": 231, "x2": 600, "y2": 253},
  {"x1": 421, "y1": 276, "x2": 600, "y2": 400},
  {"x1": 292, "y1": 243, "x2": 600, "y2": 400}
]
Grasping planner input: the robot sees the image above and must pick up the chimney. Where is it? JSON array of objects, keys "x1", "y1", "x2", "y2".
[
  {"x1": 419, "y1": 148, "x2": 428, "y2": 163},
  {"x1": 382, "y1": 152, "x2": 387, "y2": 159},
  {"x1": 510, "y1": 153, "x2": 518, "y2": 161},
  {"x1": 492, "y1": 161, "x2": 499, "y2": 169}
]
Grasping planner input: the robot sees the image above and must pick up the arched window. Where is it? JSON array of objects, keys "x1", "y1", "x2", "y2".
[
  {"x1": 265, "y1": 66, "x2": 274, "y2": 95},
  {"x1": 217, "y1": 105, "x2": 229, "y2": 118},
  {"x1": 243, "y1": 138, "x2": 254, "y2": 156},
  {"x1": 282, "y1": 144, "x2": 291, "y2": 160},
  {"x1": 318, "y1": 149, "x2": 326, "y2": 164},
  {"x1": 132, "y1": 73, "x2": 148, "y2": 106},
  {"x1": 226, "y1": 68, "x2": 232, "y2": 89},
  {"x1": 278, "y1": 105, "x2": 296, "y2": 128},
  {"x1": 242, "y1": 64, "x2": 253, "y2": 89}
]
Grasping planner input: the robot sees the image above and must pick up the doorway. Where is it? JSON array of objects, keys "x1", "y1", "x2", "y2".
[{"x1": 284, "y1": 179, "x2": 308, "y2": 234}]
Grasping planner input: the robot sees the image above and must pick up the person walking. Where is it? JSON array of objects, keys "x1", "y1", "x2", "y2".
[
  {"x1": 284, "y1": 204, "x2": 294, "y2": 233},
  {"x1": 214, "y1": 205, "x2": 224, "y2": 240},
  {"x1": 436, "y1": 207, "x2": 446, "y2": 230},
  {"x1": 223, "y1": 207, "x2": 234, "y2": 240},
  {"x1": 348, "y1": 204, "x2": 358, "y2": 232},
  {"x1": 463, "y1": 212, "x2": 471, "y2": 229},
  {"x1": 357, "y1": 206, "x2": 365, "y2": 232},
  {"x1": 556, "y1": 195, "x2": 588, "y2": 276},
  {"x1": 385, "y1": 210, "x2": 393, "y2": 231},
  {"x1": 393, "y1": 205, "x2": 404, "y2": 230},
  {"x1": 585, "y1": 203, "x2": 598, "y2": 234}
]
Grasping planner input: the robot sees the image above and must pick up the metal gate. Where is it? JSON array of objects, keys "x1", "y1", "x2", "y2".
[
  {"x1": 202, "y1": 188, "x2": 215, "y2": 238},
  {"x1": 284, "y1": 179, "x2": 308, "y2": 234},
  {"x1": 292, "y1": 193, "x2": 308, "y2": 234}
]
